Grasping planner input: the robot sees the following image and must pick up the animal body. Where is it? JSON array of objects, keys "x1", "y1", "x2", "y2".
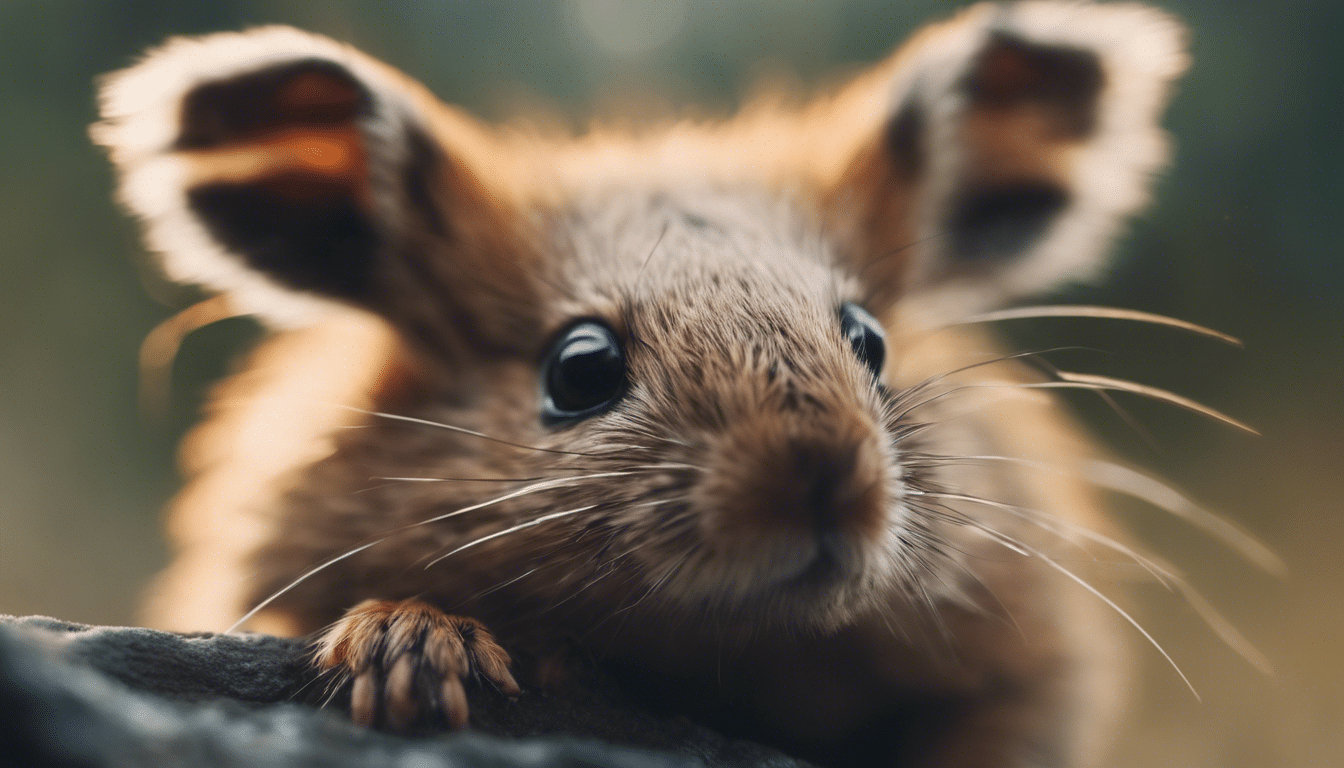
[{"x1": 94, "y1": 3, "x2": 1213, "y2": 765}]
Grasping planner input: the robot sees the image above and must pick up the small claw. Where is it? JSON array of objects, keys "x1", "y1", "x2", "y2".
[
  {"x1": 383, "y1": 653, "x2": 418, "y2": 731},
  {"x1": 480, "y1": 657, "x2": 521, "y2": 697},
  {"x1": 315, "y1": 600, "x2": 516, "y2": 732},
  {"x1": 492, "y1": 666, "x2": 522, "y2": 698},
  {"x1": 441, "y1": 674, "x2": 469, "y2": 730},
  {"x1": 465, "y1": 630, "x2": 518, "y2": 696},
  {"x1": 350, "y1": 669, "x2": 378, "y2": 727}
]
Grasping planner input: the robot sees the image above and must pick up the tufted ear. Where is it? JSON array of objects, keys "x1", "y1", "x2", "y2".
[
  {"x1": 93, "y1": 27, "x2": 539, "y2": 359},
  {"x1": 834, "y1": 2, "x2": 1188, "y2": 320}
]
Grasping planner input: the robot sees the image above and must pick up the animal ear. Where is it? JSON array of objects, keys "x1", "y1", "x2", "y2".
[
  {"x1": 833, "y1": 2, "x2": 1188, "y2": 319},
  {"x1": 94, "y1": 27, "x2": 537, "y2": 352}
]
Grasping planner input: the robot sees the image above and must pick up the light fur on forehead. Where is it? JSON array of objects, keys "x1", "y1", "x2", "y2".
[
  {"x1": 92, "y1": 27, "x2": 423, "y2": 327},
  {"x1": 896, "y1": 1, "x2": 1188, "y2": 321},
  {"x1": 551, "y1": 188, "x2": 848, "y2": 318}
]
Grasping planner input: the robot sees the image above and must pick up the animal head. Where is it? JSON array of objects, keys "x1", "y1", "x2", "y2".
[{"x1": 95, "y1": 2, "x2": 1187, "y2": 631}]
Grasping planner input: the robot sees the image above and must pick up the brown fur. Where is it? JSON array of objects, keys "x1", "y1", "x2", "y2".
[{"x1": 95, "y1": 3, "x2": 1192, "y2": 766}]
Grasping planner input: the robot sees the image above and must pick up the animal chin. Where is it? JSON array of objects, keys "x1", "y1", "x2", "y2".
[{"x1": 684, "y1": 512, "x2": 881, "y2": 618}]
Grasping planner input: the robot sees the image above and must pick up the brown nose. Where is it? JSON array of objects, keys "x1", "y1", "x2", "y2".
[
  {"x1": 766, "y1": 438, "x2": 874, "y2": 530},
  {"x1": 698, "y1": 419, "x2": 887, "y2": 555}
]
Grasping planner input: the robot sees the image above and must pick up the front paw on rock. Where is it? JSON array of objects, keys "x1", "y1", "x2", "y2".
[{"x1": 312, "y1": 598, "x2": 520, "y2": 731}]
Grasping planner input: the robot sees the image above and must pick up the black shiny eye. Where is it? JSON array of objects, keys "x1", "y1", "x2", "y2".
[
  {"x1": 839, "y1": 303, "x2": 886, "y2": 378},
  {"x1": 541, "y1": 321, "x2": 627, "y2": 426}
]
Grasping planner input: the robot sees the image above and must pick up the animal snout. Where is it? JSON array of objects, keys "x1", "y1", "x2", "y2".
[
  {"x1": 694, "y1": 416, "x2": 889, "y2": 580},
  {"x1": 766, "y1": 437, "x2": 880, "y2": 534}
]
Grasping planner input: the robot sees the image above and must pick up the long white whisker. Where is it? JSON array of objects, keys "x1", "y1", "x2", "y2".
[
  {"x1": 921, "y1": 454, "x2": 1281, "y2": 575},
  {"x1": 372, "y1": 475, "x2": 549, "y2": 483},
  {"x1": 920, "y1": 495, "x2": 1200, "y2": 695},
  {"x1": 982, "y1": 530, "x2": 1202, "y2": 701},
  {"x1": 968, "y1": 375, "x2": 1258, "y2": 434},
  {"x1": 892, "y1": 347, "x2": 1081, "y2": 405},
  {"x1": 1081, "y1": 460, "x2": 1284, "y2": 575},
  {"x1": 413, "y1": 472, "x2": 631, "y2": 527},
  {"x1": 611, "y1": 549, "x2": 693, "y2": 619},
  {"x1": 1155, "y1": 561, "x2": 1274, "y2": 675},
  {"x1": 424, "y1": 506, "x2": 596, "y2": 569},
  {"x1": 227, "y1": 473, "x2": 629, "y2": 632},
  {"x1": 926, "y1": 490, "x2": 1148, "y2": 571},
  {"x1": 468, "y1": 567, "x2": 542, "y2": 602},
  {"x1": 922, "y1": 459, "x2": 1275, "y2": 673},
  {"x1": 950, "y1": 305, "x2": 1243, "y2": 346},
  {"x1": 1020, "y1": 353, "x2": 1165, "y2": 454},
  {"x1": 226, "y1": 538, "x2": 387, "y2": 634},
  {"x1": 336, "y1": 404, "x2": 593, "y2": 456}
]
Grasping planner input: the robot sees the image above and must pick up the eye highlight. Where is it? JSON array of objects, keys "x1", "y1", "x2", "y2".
[
  {"x1": 541, "y1": 321, "x2": 627, "y2": 426},
  {"x1": 839, "y1": 303, "x2": 886, "y2": 379}
]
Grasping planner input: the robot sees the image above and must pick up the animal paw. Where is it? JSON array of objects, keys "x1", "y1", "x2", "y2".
[{"x1": 312, "y1": 598, "x2": 519, "y2": 731}]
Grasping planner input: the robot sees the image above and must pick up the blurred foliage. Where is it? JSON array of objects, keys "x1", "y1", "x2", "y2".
[{"x1": 0, "y1": 1, "x2": 1338, "y2": 766}]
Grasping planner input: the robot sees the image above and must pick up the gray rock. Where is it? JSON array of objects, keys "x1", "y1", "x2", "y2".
[{"x1": 0, "y1": 616, "x2": 810, "y2": 768}]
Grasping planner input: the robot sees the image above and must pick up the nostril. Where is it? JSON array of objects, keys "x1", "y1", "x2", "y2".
[{"x1": 806, "y1": 469, "x2": 838, "y2": 517}]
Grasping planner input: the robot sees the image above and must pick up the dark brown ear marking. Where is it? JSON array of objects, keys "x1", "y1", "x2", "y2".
[
  {"x1": 176, "y1": 60, "x2": 371, "y2": 150},
  {"x1": 942, "y1": 34, "x2": 1101, "y2": 263},
  {"x1": 175, "y1": 60, "x2": 386, "y2": 304},
  {"x1": 885, "y1": 102, "x2": 924, "y2": 179},
  {"x1": 963, "y1": 33, "x2": 1105, "y2": 140},
  {"x1": 187, "y1": 180, "x2": 378, "y2": 300},
  {"x1": 947, "y1": 181, "x2": 1069, "y2": 262},
  {"x1": 401, "y1": 126, "x2": 449, "y2": 238}
]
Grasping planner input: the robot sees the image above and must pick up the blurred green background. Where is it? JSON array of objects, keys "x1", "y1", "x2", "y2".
[{"x1": 0, "y1": 1, "x2": 1337, "y2": 766}]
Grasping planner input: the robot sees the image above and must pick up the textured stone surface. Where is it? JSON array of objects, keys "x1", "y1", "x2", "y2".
[{"x1": 0, "y1": 616, "x2": 809, "y2": 768}]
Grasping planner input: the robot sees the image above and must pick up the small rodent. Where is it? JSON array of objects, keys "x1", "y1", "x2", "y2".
[{"x1": 92, "y1": 3, "x2": 1254, "y2": 765}]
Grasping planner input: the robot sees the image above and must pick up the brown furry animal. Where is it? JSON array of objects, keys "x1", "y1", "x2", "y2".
[{"x1": 93, "y1": 3, "x2": 1250, "y2": 765}]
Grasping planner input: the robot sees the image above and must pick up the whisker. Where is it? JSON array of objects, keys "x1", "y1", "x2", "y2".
[
  {"x1": 545, "y1": 555, "x2": 627, "y2": 614},
  {"x1": 911, "y1": 498, "x2": 1030, "y2": 557},
  {"x1": 1082, "y1": 460, "x2": 1285, "y2": 576},
  {"x1": 226, "y1": 473, "x2": 631, "y2": 633},
  {"x1": 917, "y1": 454, "x2": 1281, "y2": 575},
  {"x1": 970, "y1": 373, "x2": 1258, "y2": 434},
  {"x1": 925, "y1": 490, "x2": 1164, "y2": 582},
  {"x1": 372, "y1": 475, "x2": 552, "y2": 483},
  {"x1": 138, "y1": 294, "x2": 237, "y2": 422},
  {"x1": 1151, "y1": 558, "x2": 1275, "y2": 675},
  {"x1": 337, "y1": 405, "x2": 596, "y2": 456},
  {"x1": 857, "y1": 230, "x2": 948, "y2": 284},
  {"x1": 1038, "y1": 540, "x2": 1199, "y2": 699},
  {"x1": 226, "y1": 538, "x2": 388, "y2": 634},
  {"x1": 893, "y1": 346, "x2": 1087, "y2": 398},
  {"x1": 411, "y1": 472, "x2": 632, "y2": 528},
  {"x1": 920, "y1": 459, "x2": 1274, "y2": 673},
  {"x1": 424, "y1": 506, "x2": 597, "y2": 569},
  {"x1": 948, "y1": 305, "x2": 1243, "y2": 347},
  {"x1": 1017, "y1": 352, "x2": 1164, "y2": 455},
  {"x1": 610, "y1": 549, "x2": 693, "y2": 619},
  {"x1": 468, "y1": 567, "x2": 542, "y2": 602},
  {"x1": 974, "y1": 522, "x2": 1202, "y2": 701},
  {"x1": 887, "y1": 347, "x2": 1083, "y2": 421}
]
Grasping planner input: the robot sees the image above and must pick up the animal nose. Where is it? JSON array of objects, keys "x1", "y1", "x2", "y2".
[
  {"x1": 699, "y1": 421, "x2": 887, "y2": 551},
  {"x1": 772, "y1": 437, "x2": 880, "y2": 533}
]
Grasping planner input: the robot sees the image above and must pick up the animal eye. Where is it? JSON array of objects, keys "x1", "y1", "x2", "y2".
[
  {"x1": 541, "y1": 321, "x2": 627, "y2": 426},
  {"x1": 839, "y1": 303, "x2": 886, "y2": 378}
]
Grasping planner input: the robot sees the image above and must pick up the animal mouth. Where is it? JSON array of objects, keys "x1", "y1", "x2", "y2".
[{"x1": 782, "y1": 529, "x2": 863, "y2": 588}]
